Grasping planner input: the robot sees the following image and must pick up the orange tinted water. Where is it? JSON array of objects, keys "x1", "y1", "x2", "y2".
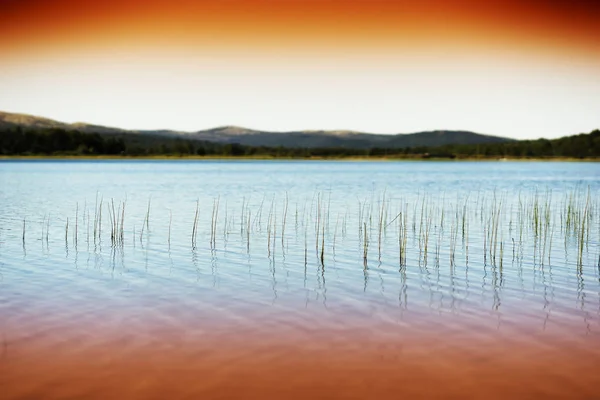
[{"x1": 2, "y1": 316, "x2": 599, "y2": 399}]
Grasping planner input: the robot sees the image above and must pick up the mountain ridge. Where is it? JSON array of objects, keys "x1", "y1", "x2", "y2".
[{"x1": 0, "y1": 111, "x2": 514, "y2": 149}]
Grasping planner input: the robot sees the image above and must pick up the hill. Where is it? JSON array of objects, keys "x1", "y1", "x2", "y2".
[{"x1": 0, "y1": 111, "x2": 512, "y2": 149}]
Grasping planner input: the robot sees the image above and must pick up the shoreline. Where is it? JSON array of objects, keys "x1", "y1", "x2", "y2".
[{"x1": 1, "y1": 155, "x2": 598, "y2": 162}]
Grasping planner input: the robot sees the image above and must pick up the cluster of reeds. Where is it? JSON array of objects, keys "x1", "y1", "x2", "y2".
[
  {"x1": 105, "y1": 199, "x2": 126, "y2": 246},
  {"x1": 14, "y1": 187, "x2": 599, "y2": 271}
]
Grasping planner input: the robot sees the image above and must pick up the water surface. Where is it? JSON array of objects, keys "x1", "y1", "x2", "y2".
[{"x1": 1, "y1": 160, "x2": 599, "y2": 399}]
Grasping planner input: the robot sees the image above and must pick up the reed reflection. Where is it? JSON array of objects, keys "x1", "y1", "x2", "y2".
[{"x1": 1, "y1": 185, "x2": 599, "y2": 335}]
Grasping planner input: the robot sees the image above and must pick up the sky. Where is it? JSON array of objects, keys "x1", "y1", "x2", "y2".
[{"x1": 1, "y1": 0, "x2": 599, "y2": 139}]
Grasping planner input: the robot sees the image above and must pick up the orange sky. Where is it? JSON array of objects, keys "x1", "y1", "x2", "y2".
[
  {"x1": 1, "y1": 0, "x2": 599, "y2": 138},
  {"x1": 2, "y1": 0, "x2": 600, "y2": 58}
]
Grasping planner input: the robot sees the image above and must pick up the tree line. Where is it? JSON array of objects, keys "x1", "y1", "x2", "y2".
[{"x1": 1, "y1": 126, "x2": 598, "y2": 159}]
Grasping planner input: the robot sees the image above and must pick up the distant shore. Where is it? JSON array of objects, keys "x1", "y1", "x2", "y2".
[{"x1": 1, "y1": 155, "x2": 598, "y2": 162}]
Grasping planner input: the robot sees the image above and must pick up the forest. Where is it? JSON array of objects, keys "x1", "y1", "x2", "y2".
[{"x1": 1, "y1": 126, "x2": 598, "y2": 159}]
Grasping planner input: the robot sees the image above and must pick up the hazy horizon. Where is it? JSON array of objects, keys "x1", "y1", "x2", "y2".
[
  {"x1": 1, "y1": 0, "x2": 599, "y2": 140},
  {"x1": 0, "y1": 109, "x2": 527, "y2": 139}
]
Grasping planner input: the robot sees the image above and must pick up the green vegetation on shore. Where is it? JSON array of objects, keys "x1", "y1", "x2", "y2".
[{"x1": 1, "y1": 126, "x2": 598, "y2": 160}]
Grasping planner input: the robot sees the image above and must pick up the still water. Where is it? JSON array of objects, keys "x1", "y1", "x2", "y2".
[{"x1": 1, "y1": 160, "x2": 599, "y2": 399}]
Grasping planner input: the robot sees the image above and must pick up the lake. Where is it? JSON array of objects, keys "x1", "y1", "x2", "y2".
[{"x1": 1, "y1": 160, "x2": 599, "y2": 399}]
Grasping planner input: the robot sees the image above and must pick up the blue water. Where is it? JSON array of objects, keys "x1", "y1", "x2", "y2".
[{"x1": 0, "y1": 160, "x2": 599, "y2": 344}]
